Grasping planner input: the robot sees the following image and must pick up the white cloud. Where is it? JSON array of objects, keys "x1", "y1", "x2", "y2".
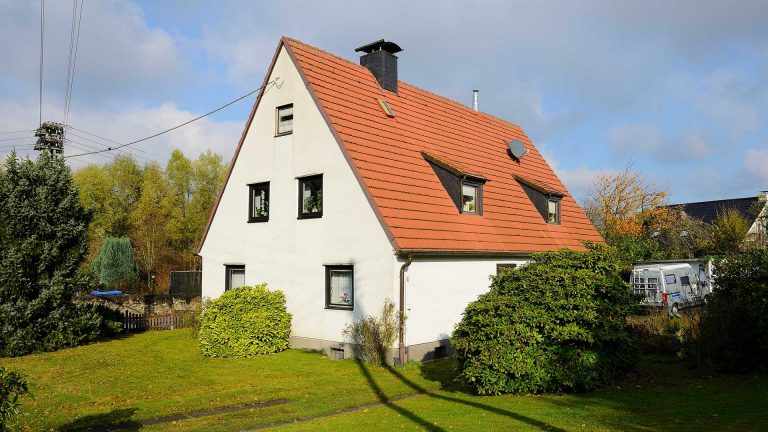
[
  {"x1": 745, "y1": 148, "x2": 768, "y2": 181},
  {"x1": 608, "y1": 124, "x2": 711, "y2": 163}
]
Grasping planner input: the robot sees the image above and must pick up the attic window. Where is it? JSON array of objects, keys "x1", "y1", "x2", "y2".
[
  {"x1": 515, "y1": 175, "x2": 564, "y2": 224},
  {"x1": 276, "y1": 104, "x2": 293, "y2": 135},
  {"x1": 462, "y1": 183, "x2": 479, "y2": 213},
  {"x1": 378, "y1": 100, "x2": 395, "y2": 117},
  {"x1": 422, "y1": 152, "x2": 486, "y2": 215}
]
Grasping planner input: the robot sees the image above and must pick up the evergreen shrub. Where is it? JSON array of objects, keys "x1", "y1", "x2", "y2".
[
  {"x1": 198, "y1": 285, "x2": 291, "y2": 357},
  {"x1": 452, "y1": 244, "x2": 638, "y2": 394},
  {"x1": 682, "y1": 249, "x2": 768, "y2": 372}
]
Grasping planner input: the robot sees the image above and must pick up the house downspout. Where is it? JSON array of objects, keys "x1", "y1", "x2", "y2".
[{"x1": 398, "y1": 253, "x2": 414, "y2": 365}]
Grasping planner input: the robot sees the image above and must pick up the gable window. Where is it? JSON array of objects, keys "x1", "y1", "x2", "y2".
[
  {"x1": 225, "y1": 265, "x2": 245, "y2": 291},
  {"x1": 276, "y1": 104, "x2": 293, "y2": 135},
  {"x1": 462, "y1": 183, "x2": 479, "y2": 213},
  {"x1": 298, "y1": 174, "x2": 323, "y2": 219},
  {"x1": 547, "y1": 198, "x2": 560, "y2": 224},
  {"x1": 325, "y1": 265, "x2": 353, "y2": 310},
  {"x1": 248, "y1": 182, "x2": 270, "y2": 222}
]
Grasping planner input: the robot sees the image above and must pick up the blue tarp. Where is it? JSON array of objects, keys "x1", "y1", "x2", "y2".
[{"x1": 90, "y1": 290, "x2": 123, "y2": 296}]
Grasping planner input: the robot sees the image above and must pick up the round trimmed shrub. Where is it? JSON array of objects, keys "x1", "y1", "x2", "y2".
[
  {"x1": 198, "y1": 284, "x2": 292, "y2": 357},
  {"x1": 452, "y1": 244, "x2": 638, "y2": 395}
]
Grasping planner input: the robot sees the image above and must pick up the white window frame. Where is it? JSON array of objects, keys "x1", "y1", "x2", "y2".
[{"x1": 276, "y1": 104, "x2": 293, "y2": 135}]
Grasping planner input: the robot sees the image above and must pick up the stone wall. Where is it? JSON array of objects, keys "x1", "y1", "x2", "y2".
[{"x1": 79, "y1": 294, "x2": 201, "y2": 317}]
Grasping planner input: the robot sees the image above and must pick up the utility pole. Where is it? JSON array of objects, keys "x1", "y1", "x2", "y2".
[{"x1": 34, "y1": 121, "x2": 64, "y2": 154}]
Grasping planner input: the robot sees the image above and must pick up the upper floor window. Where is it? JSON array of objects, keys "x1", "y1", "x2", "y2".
[
  {"x1": 298, "y1": 174, "x2": 323, "y2": 219},
  {"x1": 547, "y1": 198, "x2": 560, "y2": 224},
  {"x1": 462, "y1": 182, "x2": 479, "y2": 213},
  {"x1": 248, "y1": 182, "x2": 269, "y2": 222},
  {"x1": 276, "y1": 104, "x2": 293, "y2": 135}
]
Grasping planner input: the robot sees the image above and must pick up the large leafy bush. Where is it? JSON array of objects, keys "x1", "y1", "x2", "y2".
[
  {"x1": 199, "y1": 285, "x2": 292, "y2": 357},
  {"x1": 452, "y1": 244, "x2": 638, "y2": 394},
  {"x1": 682, "y1": 249, "x2": 768, "y2": 372},
  {"x1": 0, "y1": 152, "x2": 116, "y2": 357},
  {"x1": 0, "y1": 367, "x2": 30, "y2": 432}
]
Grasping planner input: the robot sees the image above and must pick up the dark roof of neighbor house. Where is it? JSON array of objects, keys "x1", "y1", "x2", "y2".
[
  {"x1": 199, "y1": 37, "x2": 604, "y2": 254},
  {"x1": 666, "y1": 197, "x2": 761, "y2": 225}
]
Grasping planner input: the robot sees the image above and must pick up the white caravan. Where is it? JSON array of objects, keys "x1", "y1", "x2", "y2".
[{"x1": 630, "y1": 259, "x2": 714, "y2": 315}]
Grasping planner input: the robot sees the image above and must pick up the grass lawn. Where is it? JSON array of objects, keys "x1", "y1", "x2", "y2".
[{"x1": 1, "y1": 331, "x2": 767, "y2": 431}]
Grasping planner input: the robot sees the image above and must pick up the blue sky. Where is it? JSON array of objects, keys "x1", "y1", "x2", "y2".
[{"x1": 1, "y1": 0, "x2": 766, "y2": 203}]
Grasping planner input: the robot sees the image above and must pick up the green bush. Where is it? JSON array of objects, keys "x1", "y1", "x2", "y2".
[
  {"x1": 198, "y1": 285, "x2": 292, "y2": 357},
  {"x1": 343, "y1": 299, "x2": 401, "y2": 365},
  {"x1": 627, "y1": 310, "x2": 698, "y2": 355},
  {"x1": 682, "y1": 249, "x2": 768, "y2": 372},
  {"x1": 452, "y1": 244, "x2": 638, "y2": 395},
  {"x1": 0, "y1": 152, "x2": 119, "y2": 357},
  {"x1": 0, "y1": 367, "x2": 30, "y2": 432},
  {"x1": 91, "y1": 237, "x2": 139, "y2": 291}
]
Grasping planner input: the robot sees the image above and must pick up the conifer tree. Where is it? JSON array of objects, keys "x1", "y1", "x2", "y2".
[{"x1": 0, "y1": 151, "x2": 109, "y2": 356}]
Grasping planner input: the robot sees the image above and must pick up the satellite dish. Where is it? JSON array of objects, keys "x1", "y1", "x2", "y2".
[{"x1": 507, "y1": 139, "x2": 528, "y2": 160}]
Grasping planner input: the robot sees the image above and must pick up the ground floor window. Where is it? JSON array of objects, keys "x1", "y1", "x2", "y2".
[
  {"x1": 496, "y1": 263, "x2": 517, "y2": 276},
  {"x1": 225, "y1": 264, "x2": 245, "y2": 291},
  {"x1": 325, "y1": 265, "x2": 353, "y2": 309}
]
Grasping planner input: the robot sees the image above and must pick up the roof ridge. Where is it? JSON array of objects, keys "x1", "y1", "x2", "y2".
[
  {"x1": 668, "y1": 196, "x2": 758, "y2": 207},
  {"x1": 283, "y1": 36, "x2": 524, "y2": 133}
]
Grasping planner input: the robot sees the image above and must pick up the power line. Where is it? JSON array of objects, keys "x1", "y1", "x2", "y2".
[
  {"x1": 0, "y1": 136, "x2": 36, "y2": 143},
  {"x1": 65, "y1": 127, "x2": 163, "y2": 159},
  {"x1": 64, "y1": 77, "x2": 279, "y2": 159},
  {"x1": 63, "y1": 0, "x2": 84, "y2": 128},
  {"x1": 39, "y1": 0, "x2": 45, "y2": 126},
  {"x1": 65, "y1": 136, "x2": 152, "y2": 164},
  {"x1": 0, "y1": 130, "x2": 35, "y2": 135}
]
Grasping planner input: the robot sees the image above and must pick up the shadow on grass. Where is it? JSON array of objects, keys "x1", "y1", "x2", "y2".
[
  {"x1": 355, "y1": 360, "x2": 565, "y2": 432},
  {"x1": 56, "y1": 408, "x2": 140, "y2": 432}
]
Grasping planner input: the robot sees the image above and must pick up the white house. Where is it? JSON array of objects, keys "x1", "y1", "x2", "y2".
[{"x1": 198, "y1": 37, "x2": 603, "y2": 363}]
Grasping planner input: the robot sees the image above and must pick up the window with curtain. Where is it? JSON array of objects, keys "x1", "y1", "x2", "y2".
[
  {"x1": 462, "y1": 182, "x2": 478, "y2": 213},
  {"x1": 325, "y1": 265, "x2": 353, "y2": 309},
  {"x1": 547, "y1": 198, "x2": 560, "y2": 224},
  {"x1": 225, "y1": 265, "x2": 245, "y2": 291},
  {"x1": 248, "y1": 182, "x2": 269, "y2": 222}
]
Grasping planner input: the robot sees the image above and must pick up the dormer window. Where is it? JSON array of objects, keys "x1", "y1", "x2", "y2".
[
  {"x1": 422, "y1": 152, "x2": 486, "y2": 216},
  {"x1": 547, "y1": 198, "x2": 560, "y2": 224},
  {"x1": 515, "y1": 175, "x2": 564, "y2": 225},
  {"x1": 276, "y1": 104, "x2": 293, "y2": 135},
  {"x1": 462, "y1": 182, "x2": 479, "y2": 214}
]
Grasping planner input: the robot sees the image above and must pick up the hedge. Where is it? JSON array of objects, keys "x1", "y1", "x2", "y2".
[
  {"x1": 452, "y1": 244, "x2": 638, "y2": 394},
  {"x1": 198, "y1": 284, "x2": 292, "y2": 357}
]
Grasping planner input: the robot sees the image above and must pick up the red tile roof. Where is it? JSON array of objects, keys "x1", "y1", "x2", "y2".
[{"x1": 199, "y1": 37, "x2": 603, "y2": 255}]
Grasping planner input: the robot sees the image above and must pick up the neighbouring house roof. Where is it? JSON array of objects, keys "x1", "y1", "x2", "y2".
[
  {"x1": 666, "y1": 196, "x2": 763, "y2": 225},
  {"x1": 199, "y1": 37, "x2": 603, "y2": 254}
]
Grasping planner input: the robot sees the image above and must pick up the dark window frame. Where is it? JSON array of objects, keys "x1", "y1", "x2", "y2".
[
  {"x1": 224, "y1": 264, "x2": 245, "y2": 291},
  {"x1": 297, "y1": 174, "x2": 323, "y2": 219},
  {"x1": 546, "y1": 197, "x2": 561, "y2": 225},
  {"x1": 248, "y1": 182, "x2": 270, "y2": 223},
  {"x1": 275, "y1": 103, "x2": 294, "y2": 136},
  {"x1": 496, "y1": 263, "x2": 518, "y2": 276},
  {"x1": 325, "y1": 265, "x2": 354, "y2": 310},
  {"x1": 461, "y1": 180, "x2": 483, "y2": 215}
]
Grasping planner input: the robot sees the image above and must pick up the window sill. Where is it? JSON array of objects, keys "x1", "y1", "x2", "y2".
[
  {"x1": 248, "y1": 216, "x2": 269, "y2": 223},
  {"x1": 325, "y1": 305, "x2": 353, "y2": 311},
  {"x1": 274, "y1": 132, "x2": 293, "y2": 137},
  {"x1": 297, "y1": 212, "x2": 323, "y2": 220}
]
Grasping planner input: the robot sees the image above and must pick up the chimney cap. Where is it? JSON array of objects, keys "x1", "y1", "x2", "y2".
[{"x1": 355, "y1": 39, "x2": 403, "y2": 55}]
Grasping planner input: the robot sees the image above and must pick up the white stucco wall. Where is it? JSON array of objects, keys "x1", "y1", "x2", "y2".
[
  {"x1": 200, "y1": 46, "x2": 396, "y2": 343},
  {"x1": 400, "y1": 256, "x2": 529, "y2": 346}
]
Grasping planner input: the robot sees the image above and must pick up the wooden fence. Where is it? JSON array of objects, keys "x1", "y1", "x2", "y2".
[{"x1": 122, "y1": 311, "x2": 192, "y2": 332}]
